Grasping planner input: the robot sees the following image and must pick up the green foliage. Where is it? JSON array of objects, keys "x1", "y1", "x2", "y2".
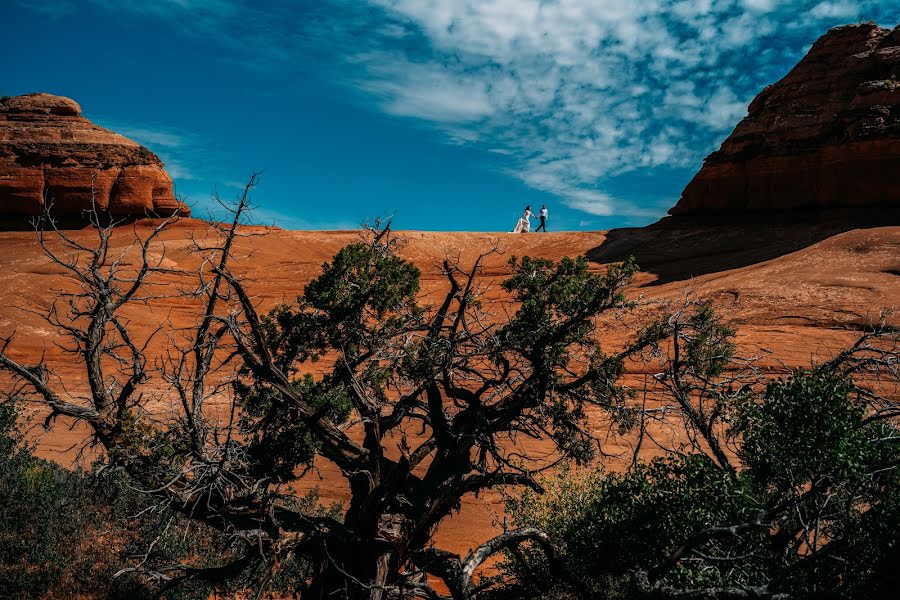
[
  {"x1": 505, "y1": 456, "x2": 762, "y2": 598},
  {"x1": 307, "y1": 242, "x2": 421, "y2": 317},
  {"x1": 0, "y1": 401, "x2": 146, "y2": 598},
  {"x1": 681, "y1": 302, "x2": 735, "y2": 378},
  {"x1": 235, "y1": 239, "x2": 421, "y2": 482},
  {"x1": 239, "y1": 373, "x2": 353, "y2": 482},
  {"x1": 732, "y1": 371, "x2": 900, "y2": 595},
  {"x1": 304, "y1": 241, "x2": 422, "y2": 354},
  {"x1": 502, "y1": 362, "x2": 900, "y2": 598},
  {"x1": 497, "y1": 256, "x2": 639, "y2": 463},
  {"x1": 734, "y1": 372, "x2": 867, "y2": 492},
  {"x1": 501, "y1": 255, "x2": 637, "y2": 360},
  {"x1": 0, "y1": 401, "x2": 327, "y2": 598},
  {"x1": 9, "y1": 213, "x2": 897, "y2": 599}
]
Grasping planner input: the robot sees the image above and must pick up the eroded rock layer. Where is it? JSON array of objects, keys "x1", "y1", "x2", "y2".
[
  {"x1": 670, "y1": 23, "x2": 900, "y2": 216},
  {"x1": 0, "y1": 93, "x2": 189, "y2": 220}
]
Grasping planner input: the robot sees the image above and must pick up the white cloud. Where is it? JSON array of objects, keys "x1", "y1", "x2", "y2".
[
  {"x1": 741, "y1": 0, "x2": 780, "y2": 13},
  {"x1": 359, "y1": 59, "x2": 494, "y2": 123},
  {"x1": 30, "y1": 0, "x2": 892, "y2": 221},
  {"x1": 702, "y1": 87, "x2": 750, "y2": 130},
  {"x1": 188, "y1": 194, "x2": 359, "y2": 230},
  {"x1": 342, "y1": 0, "x2": 889, "y2": 218},
  {"x1": 113, "y1": 126, "x2": 185, "y2": 148},
  {"x1": 159, "y1": 158, "x2": 195, "y2": 181},
  {"x1": 96, "y1": 120, "x2": 198, "y2": 181},
  {"x1": 346, "y1": 1, "x2": 753, "y2": 215},
  {"x1": 809, "y1": 1, "x2": 859, "y2": 19},
  {"x1": 564, "y1": 192, "x2": 618, "y2": 217}
]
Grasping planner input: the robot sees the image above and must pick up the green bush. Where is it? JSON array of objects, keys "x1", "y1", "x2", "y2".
[
  {"x1": 0, "y1": 401, "x2": 139, "y2": 598},
  {"x1": 135, "y1": 145, "x2": 155, "y2": 162},
  {"x1": 501, "y1": 368, "x2": 900, "y2": 599},
  {"x1": 0, "y1": 401, "x2": 326, "y2": 598}
]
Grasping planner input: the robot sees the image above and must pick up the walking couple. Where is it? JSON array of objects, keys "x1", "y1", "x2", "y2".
[{"x1": 511, "y1": 204, "x2": 548, "y2": 233}]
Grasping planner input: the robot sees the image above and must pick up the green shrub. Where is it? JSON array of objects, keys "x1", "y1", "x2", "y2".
[
  {"x1": 501, "y1": 368, "x2": 900, "y2": 599},
  {"x1": 0, "y1": 401, "x2": 325, "y2": 598},
  {"x1": 0, "y1": 401, "x2": 137, "y2": 598},
  {"x1": 135, "y1": 145, "x2": 155, "y2": 162}
]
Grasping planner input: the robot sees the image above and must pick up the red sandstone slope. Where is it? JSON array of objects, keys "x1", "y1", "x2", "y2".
[
  {"x1": 670, "y1": 23, "x2": 900, "y2": 215},
  {"x1": 0, "y1": 222, "x2": 896, "y2": 554},
  {"x1": 0, "y1": 93, "x2": 189, "y2": 220}
]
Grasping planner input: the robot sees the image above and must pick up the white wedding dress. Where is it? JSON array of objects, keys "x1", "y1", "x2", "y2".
[{"x1": 512, "y1": 210, "x2": 532, "y2": 233}]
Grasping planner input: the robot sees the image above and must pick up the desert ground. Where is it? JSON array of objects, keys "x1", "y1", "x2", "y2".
[{"x1": 0, "y1": 218, "x2": 898, "y2": 555}]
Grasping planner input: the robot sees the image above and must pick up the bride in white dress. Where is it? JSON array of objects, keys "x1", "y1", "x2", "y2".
[{"x1": 512, "y1": 205, "x2": 532, "y2": 233}]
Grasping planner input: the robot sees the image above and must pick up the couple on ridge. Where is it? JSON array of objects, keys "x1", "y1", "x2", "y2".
[{"x1": 511, "y1": 204, "x2": 548, "y2": 233}]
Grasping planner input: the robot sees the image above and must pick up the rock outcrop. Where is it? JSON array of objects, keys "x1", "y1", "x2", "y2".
[
  {"x1": 0, "y1": 93, "x2": 189, "y2": 221},
  {"x1": 669, "y1": 23, "x2": 900, "y2": 216}
]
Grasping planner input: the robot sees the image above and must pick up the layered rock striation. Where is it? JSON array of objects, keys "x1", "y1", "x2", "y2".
[
  {"x1": 0, "y1": 93, "x2": 189, "y2": 221},
  {"x1": 670, "y1": 23, "x2": 900, "y2": 216}
]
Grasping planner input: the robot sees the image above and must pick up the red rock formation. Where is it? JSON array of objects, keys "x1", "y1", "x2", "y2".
[
  {"x1": 1, "y1": 224, "x2": 898, "y2": 555},
  {"x1": 0, "y1": 93, "x2": 189, "y2": 221},
  {"x1": 669, "y1": 23, "x2": 900, "y2": 216}
]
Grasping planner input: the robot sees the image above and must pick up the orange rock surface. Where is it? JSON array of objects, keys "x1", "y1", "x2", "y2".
[
  {"x1": 0, "y1": 93, "x2": 189, "y2": 222},
  {"x1": 0, "y1": 220, "x2": 897, "y2": 555}
]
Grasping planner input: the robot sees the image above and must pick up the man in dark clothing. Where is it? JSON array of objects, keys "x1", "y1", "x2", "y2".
[{"x1": 535, "y1": 204, "x2": 548, "y2": 232}]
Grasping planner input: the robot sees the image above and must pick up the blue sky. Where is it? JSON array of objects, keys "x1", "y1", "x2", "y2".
[{"x1": 3, "y1": 1, "x2": 896, "y2": 231}]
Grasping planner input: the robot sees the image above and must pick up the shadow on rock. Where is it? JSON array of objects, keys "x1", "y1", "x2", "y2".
[{"x1": 588, "y1": 208, "x2": 900, "y2": 286}]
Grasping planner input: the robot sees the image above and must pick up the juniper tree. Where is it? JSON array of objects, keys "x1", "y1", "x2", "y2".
[{"x1": 500, "y1": 307, "x2": 900, "y2": 600}]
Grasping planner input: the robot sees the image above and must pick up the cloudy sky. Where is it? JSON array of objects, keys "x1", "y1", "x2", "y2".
[{"x1": 4, "y1": 1, "x2": 896, "y2": 230}]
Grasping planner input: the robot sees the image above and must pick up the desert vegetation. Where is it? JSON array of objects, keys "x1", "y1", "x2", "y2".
[
  {"x1": 499, "y1": 337, "x2": 900, "y2": 599},
  {"x1": 0, "y1": 398, "x2": 332, "y2": 599},
  {"x1": 1, "y1": 180, "x2": 898, "y2": 599}
]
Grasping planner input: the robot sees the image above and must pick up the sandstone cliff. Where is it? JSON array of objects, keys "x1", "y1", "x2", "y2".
[
  {"x1": 0, "y1": 93, "x2": 189, "y2": 221},
  {"x1": 669, "y1": 23, "x2": 900, "y2": 216}
]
